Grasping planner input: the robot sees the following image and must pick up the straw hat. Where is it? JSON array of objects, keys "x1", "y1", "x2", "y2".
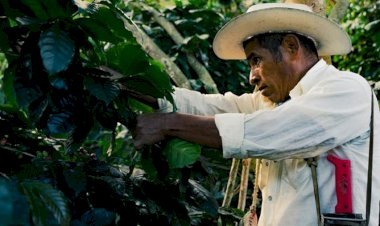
[{"x1": 212, "y1": 3, "x2": 352, "y2": 60}]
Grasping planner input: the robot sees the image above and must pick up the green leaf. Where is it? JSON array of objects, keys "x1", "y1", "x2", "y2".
[
  {"x1": 0, "y1": 104, "x2": 30, "y2": 127},
  {"x1": 163, "y1": 139, "x2": 201, "y2": 169},
  {"x1": 146, "y1": 60, "x2": 173, "y2": 92},
  {"x1": 0, "y1": 179, "x2": 13, "y2": 226},
  {"x1": 39, "y1": 29, "x2": 75, "y2": 75},
  {"x1": 84, "y1": 77, "x2": 120, "y2": 105},
  {"x1": 2, "y1": 67, "x2": 18, "y2": 107},
  {"x1": 47, "y1": 112, "x2": 74, "y2": 136},
  {"x1": 20, "y1": 0, "x2": 49, "y2": 20},
  {"x1": 188, "y1": 179, "x2": 218, "y2": 217},
  {"x1": 63, "y1": 167, "x2": 87, "y2": 197},
  {"x1": 120, "y1": 76, "x2": 162, "y2": 98},
  {"x1": 76, "y1": 18, "x2": 121, "y2": 43},
  {"x1": 0, "y1": 179, "x2": 30, "y2": 226},
  {"x1": 20, "y1": 181, "x2": 71, "y2": 226},
  {"x1": 91, "y1": 6, "x2": 133, "y2": 40},
  {"x1": 81, "y1": 208, "x2": 116, "y2": 225},
  {"x1": 105, "y1": 43, "x2": 149, "y2": 75},
  {"x1": 40, "y1": 0, "x2": 68, "y2": 19}
]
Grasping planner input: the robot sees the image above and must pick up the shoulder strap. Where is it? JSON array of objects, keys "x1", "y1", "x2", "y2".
[
  {"x1": 307, "y1": 157, "x2": 322, "y2": 226},
  {"x1": 365, "y1": 92, "x2": 374, "y2": 225}
]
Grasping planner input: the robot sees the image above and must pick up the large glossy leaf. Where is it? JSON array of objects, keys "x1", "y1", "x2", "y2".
[
  {"x1": 188, "y1": 179, "x2": 218, "y2": 217},
  {"x1": 47, "y1": 112, "x2": 74, "y2": 136},
  {"x1": 20, "y1": 181, "x2": 71, "y2": 226},
  {"x1": 65, "y1": 113, "x2": 94, "y2": 153},
  {"x1": 91, "y1": 6, "x2": 133, "y2": 40},
  {"x1": 76, "y1": 18, "x2": 121, "y2": 43},
  {"x1": 145, "y1": 60, "x2": 175, "y2": 103},
  {"x1": 105, "y1": 43, "x2": 149, "y2": 76},
  {"x1": 13, "y1": 76, "x2": 44, "y2": 109},
  {"x1": 0, "y1": 179, "x2": 30, "y2": 226},
  {"x1": 84, "y1": 77, "x2": 120, "y2": 105},
  {"x1": 163, "y1": 139, "x2": 201, "y2": 169},
  {"x1": 39, "y1": 29, "x2": 75, "y2": 75}
]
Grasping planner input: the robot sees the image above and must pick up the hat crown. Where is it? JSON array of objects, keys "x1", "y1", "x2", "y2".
[
  {"x1": 213, "y1": 2, "x2": 351, "y2": 59},
  {"x1": 247, "y1": 3, "x2": 313, "y2": 13}
]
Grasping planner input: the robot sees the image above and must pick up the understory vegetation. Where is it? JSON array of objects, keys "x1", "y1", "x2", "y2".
[{"x1": 0, "y1": 0, "x2": 378, "y2": 225}]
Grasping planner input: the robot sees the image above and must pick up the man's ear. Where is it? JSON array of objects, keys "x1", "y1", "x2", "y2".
[{"x1": 281, "y1": 34, "x2": 300, "y2": 58}]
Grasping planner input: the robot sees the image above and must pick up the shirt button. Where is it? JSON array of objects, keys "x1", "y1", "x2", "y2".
[{"x1": 268, "y1": 196, "x2": 272, "y2": 201}]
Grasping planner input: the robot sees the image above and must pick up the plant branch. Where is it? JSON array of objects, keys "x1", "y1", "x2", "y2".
[
  {"x1": 137, "y1": 2, "x2": 219, "y2": 94},
  {"x1": 118, "y1": 10, "x2": 192, "y2": 89},
  {"x1": 328, "y1": 0, "x2": 349, "y2": 23}
]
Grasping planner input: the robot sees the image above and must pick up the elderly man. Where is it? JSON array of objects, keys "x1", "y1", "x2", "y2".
[{"x1": 133, "y1": 3, "x2": 380, "y2": 226}]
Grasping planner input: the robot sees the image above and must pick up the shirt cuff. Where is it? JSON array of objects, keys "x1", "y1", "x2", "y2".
[
  {"x1": 157, "y1": 98, "x2": 174, "y2": 113},
  {"x1": 215, "y1": 113, "x2": 246, "y2": 158}
]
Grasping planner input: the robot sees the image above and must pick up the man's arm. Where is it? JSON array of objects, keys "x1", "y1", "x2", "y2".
[
  {"x1": 123, "y1": 88, "x2": 159, "y2": 109},
  {"x1": 133, "y1": 112, "x2": 222, "y2": 149}
]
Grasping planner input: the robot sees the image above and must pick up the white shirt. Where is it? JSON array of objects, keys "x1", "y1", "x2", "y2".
[{"x1": 158, "y1": 59, "x2": 380, "y2": 226}]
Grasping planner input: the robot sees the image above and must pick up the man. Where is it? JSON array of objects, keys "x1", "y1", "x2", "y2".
[{"x1": 133, "y1": 3, "x2": 380, "y2": 226}]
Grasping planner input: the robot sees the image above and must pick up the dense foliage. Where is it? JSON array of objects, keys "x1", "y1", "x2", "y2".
[
  {"x1": 0, "y1": 0, "x2": 227, "y2": 225},
  {"x1": 0, "y1": 0, "x2": 379, "y2": 225},
  {"x1": 333, "y1": 0, "x2": 380, "y2": 86}
]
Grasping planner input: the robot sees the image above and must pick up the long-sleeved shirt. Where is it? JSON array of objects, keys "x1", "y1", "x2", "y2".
[{"x1": 158, "y1": 59, "x2": 380, "y2": 226}]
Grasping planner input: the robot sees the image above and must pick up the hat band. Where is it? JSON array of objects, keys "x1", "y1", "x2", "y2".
[{"x1": 243, "y1": 31, "x2": 319, "y2": 50}]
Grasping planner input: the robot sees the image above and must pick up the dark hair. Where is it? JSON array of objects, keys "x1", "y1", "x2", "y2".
[{"x1": 242, "y1": 33, "x2": 318, "y2": 62}]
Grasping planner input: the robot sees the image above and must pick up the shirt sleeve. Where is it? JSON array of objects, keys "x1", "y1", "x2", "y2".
[
  {"x1": 158, "y1": 87, "x2": 271, "y2": 115},
  {"x1": 216, "y1": 76, "x2": 373, "y2": 160}
]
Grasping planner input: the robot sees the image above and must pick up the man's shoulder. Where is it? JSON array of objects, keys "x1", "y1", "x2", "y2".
[{"x1": 320, "y1": 65, "x2": 370, "y2": 90}]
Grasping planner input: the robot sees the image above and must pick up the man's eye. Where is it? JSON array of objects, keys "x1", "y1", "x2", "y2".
[{"x1": 250, "y1": 57, "x2": 261, "y2": 66}]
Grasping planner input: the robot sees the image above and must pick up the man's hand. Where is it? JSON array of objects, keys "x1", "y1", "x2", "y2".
[
  {"x1": 133, "y1": 112, "x2": 222, "y2": 150},
  {"x1": 133, "y1": 113, "x2": 168, "y2": 149}
]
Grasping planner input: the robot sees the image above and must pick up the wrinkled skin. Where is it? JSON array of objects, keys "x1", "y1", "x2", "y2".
[{"x1": 244, "y1": 34, "x2": 317, "y2": 103}]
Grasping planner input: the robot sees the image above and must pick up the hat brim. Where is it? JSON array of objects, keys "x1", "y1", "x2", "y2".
[{"x1": 213, "y1": 7, "x2": 352, "y2": 60}]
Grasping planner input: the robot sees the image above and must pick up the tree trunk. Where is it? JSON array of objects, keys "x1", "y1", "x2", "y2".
[
  {"x1": 120, "y1": 14, "x2": 192, "y2": 89},
  {"x1": 237, "y1": 158, "x2": 251, "y2": 210},
  {"x1": 137, "y1": 2, "x2": 219, "y2": 94},
  {"x1": 222, "y1": 158, "x2": 241, "y2": 207}
]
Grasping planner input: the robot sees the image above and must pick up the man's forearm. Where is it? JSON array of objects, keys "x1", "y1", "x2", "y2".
[
  {"x1": 133, "y1": 112, "x2": 222, "y2": 149},
  {"x1": 164, "y1": 113, "x2": 222, "y2": 148}
]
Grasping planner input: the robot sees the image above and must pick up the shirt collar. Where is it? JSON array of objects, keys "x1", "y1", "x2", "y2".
[{"x1": 289, "y1": 59, "x2": 328, "y2": 98}]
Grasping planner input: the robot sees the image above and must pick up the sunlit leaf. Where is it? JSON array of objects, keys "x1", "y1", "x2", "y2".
[
  {"x1": 39, "y1": 29, "x2": 75, "y2": 75},
  {"x1": 105, "y1": 43, "x2": 149, "y2": 76},
  {"x1": 163, "y1": 139, "x2": 201, "y2": 169}
]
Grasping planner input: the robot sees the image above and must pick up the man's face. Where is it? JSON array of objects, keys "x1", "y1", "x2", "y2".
[{"x1": 244, "y1": 38, "x2": 295, "y2": 103}]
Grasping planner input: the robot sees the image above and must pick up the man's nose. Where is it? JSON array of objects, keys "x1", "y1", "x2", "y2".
[{"x1": 249, "y1": 68, "x2": 260, "y2": 86}]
